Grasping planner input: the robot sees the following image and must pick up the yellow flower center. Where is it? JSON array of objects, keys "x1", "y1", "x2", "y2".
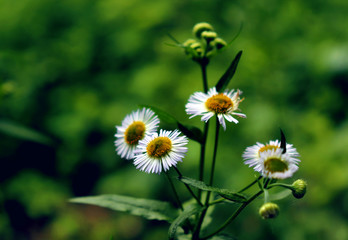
[
  {"x1": 264, "y1": 157, "x2": 288, "y2": 173},
  {"x1": 146, "y1": 137, "x2": 172, "y2": 158},
  {"x1": 205, "y1": 93, "x2": 233, "y2": 114},
  {"x1": 258, "y1": 145, "x2": 279, "y2": 156},
  {"x1": 124, "y1": 121, "x2": 146, "y2": 145}
]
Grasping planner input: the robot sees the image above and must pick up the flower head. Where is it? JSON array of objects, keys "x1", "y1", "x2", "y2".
[
  {"x1": 259, "y1": 202, "x2": 280, "y2": 219},
  {"x1": 115, "y1": 108, "x2": 159, "y2": 160},
  {"x1": 185, "y1": 87, "x2": 246, "y2": 130},
  {"x1": 242, "y1": 140, "x2": 300, "y2": 179},
  {"x1": 133, "y1": 129, "x2": 188, "y2": 174}
]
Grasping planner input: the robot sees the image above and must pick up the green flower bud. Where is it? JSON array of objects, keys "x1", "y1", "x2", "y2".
[
  {"x1": 183, "y1": 39, "x2": 197, "y2": 47},
  {"x1": 212, "y1": 38, "x2": 227, "y2": 50},
  {"x1": 259, "y1": 202, "x2": 280, "y2": 219},
  {"x1": 193, "y1": 22, "x2": 214, "y2": 38},
  {"x1": 201, "y1": 31, "x2": 217, "y2": 42},
  {"x1": 292, "y1": 179, "x2": 307, "y2": 199}
]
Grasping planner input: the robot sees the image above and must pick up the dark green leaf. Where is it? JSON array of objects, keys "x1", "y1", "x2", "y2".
[
  {"x1": 215, "y1": 51, "x2": 242, "y2": 92},
  {"x1": 0, "y1": 119, "x2": 53, "y2": 145},
  {"x1": 280, "y1": 129, "x2": 287, "y2": 153},
  {"x1": 141, "y1": 105, "x2": 204, "y2": 144},
  {"x1": 211, "y1": 233, "x2": 238, "y2": 240},
  {"x1": 178, "y1": 177, "x2": 247, "y2": 203},
  {"x1": 177, "y1": 123, "x2": 203, "y2": 143},
  {"x1": 70, "y1": 194, "x2": 179, "y2": 222},
  {"x1": 168, "y1": 204, "x2": 204, "y2": 240}
]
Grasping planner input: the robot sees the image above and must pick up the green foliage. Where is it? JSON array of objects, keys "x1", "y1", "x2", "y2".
[
  {"x1": 168, "y1": 204, "x2": 204, "y2": 240},
  {"x1": 215, "y1": 51, "x2": 242, "y2": 92},
  {"x1": 178, "y1": 176, "x2": 246, "y2": 203},
  {"x1": 142, "y1": 105, "x2": 204, "y2": 143},
  {"x1": 1, "y1": 0, "x2": 348, "y2": 239},
  {"x1": 70, "y1": 194, "x2": 179, "y2": 222}
]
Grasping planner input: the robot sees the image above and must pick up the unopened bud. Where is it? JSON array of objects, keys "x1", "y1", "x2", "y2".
[
  {"x1": 259, "y1": 202, "x2": 280, "y2": 219},
  {"x1": 193, "y1": 22, "x2": 214, "y2": 38},
  {"x1": 212, "y1": 38, "x2": 227, "y2": 50},
  {"x1": 183, "y1": 39, "x2": 197, "y2": 47},
  {"x1": 292, "y1": 179, "x2": 307, "y2": 199},
  {"x1": 201, "y1": 31, "x2": 217, "y2": 42}
]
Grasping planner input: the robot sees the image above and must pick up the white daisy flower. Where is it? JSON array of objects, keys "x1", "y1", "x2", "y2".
[
  {"x1": 185, "y1": 87, "x2": 246, "y2": 130},
  {"x1": 114, "y1": 108, "x2": 160, "y2": 160},
  {"x1": 242, "y1": 140, "x2": 300, "y2": 179},
  {"x1": 133, "y1": 129, "x2": 188, "y2": 174}
]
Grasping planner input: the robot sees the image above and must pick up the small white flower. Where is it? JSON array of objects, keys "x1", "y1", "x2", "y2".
[
  {"x1": 133, "y1": 129, "x2": 188, "y2": 174},
  {"x1": 114, "y1": 108, "x2": 160, "y2": 160},
  {"x1": 242, "y1": 140, "x2": 300, "y2": 179},
  {"x1": 185, "y1": 87, "x2": 246, "y2": 130}
]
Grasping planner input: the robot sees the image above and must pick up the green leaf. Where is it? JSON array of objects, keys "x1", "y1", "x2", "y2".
[
  {"x1": 141, "y1": 105, "x2": 204, "y2": 144},
  {"x1": 178, "y1": 177, "x2": 247, "y2": 203},
  {"x1": 0, "y1": 119, "x2": 53, "y2": 145},
  {"x1": 168, "y1": 204, "x2": 204, "y2": 240},
  {"x1": 280, "y1": 129, "x2": 287, "y2": 153},
  {"x1": 70, "y1": 194, "x2": 179, "y2": 222},
  {"x1": 177, "y1": 123, "x2": 203, "y2": 143},
  {"x1": 211, "y1": 233, "x2": 238, "y2": 240},
  {"x1": 215, "y1": 51, "x2": 242, "y2": 92}
]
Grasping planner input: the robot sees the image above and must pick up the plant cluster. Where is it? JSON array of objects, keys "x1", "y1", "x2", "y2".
[{"x1": 71, "y1": 22, "x2": 307, "y2": 240}]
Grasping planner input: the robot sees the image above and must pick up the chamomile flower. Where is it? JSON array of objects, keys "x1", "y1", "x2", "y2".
[
  {"x1": 242, "y1": 140, "x2": 300, "y2": 179},
  {"x1": 185, "y1": 87, "x2": 246, "y2": 130},
  {"x1": 133, "y1": 129, "x2": 188, "y2": 174},
  {"x1": 115, "y1": 108, "x2": 159, "y2": 160}
]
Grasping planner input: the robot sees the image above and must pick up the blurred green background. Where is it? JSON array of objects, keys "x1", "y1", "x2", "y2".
[{"x1": 1, "y1": 0, "x2": 348, "y2": 239}]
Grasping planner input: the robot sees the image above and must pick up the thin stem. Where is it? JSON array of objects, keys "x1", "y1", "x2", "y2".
[
  {"x1": 200, "y1": 61, "x2": 208, "y2": 93},
  {"x1": 198, "y1": 60, "x2": 209, "y2": 201},
  {"x1": 209, "y1": 197, "x2": 226, "y2": 205},
  {"x1": 267, "y1": 183, "x2": 294, "y2": 190},
  {"x1": 208, "y1": 117, "x2": 221, "y2": 188},
  {"x1": 198, "y1": 122, "x2": 209, "y2": 200},
  {"x1": 174, "y1": 167, "x2": 203, "y2": 206},
  {"x1": 164, "y1": 171, "x2": 183, "y2": 211},
  {"x1": 193, "y1": 118, "x2": 221, "y2": 240},
  {"x1": 201, "y1": 190, "x2": 264, "y2": 240},
  {"x1": 238, "y1": 176, "x2": 263, "y2": 193}
]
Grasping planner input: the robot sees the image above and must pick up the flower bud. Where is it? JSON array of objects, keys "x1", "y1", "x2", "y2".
[
  {"x1": 193, "y1": 22, "x2": 214, "y2": 38},
  {"x1": 183, "y1": 39, "x2": 197, "y2": 47},
  {"x1": 259, "y1": 202, "x2": 280, "y2": 219},
  {"x1": 212, "y1": 38, "x2": 227, "y2": 50},
  {"x1": 201, "y1": 31, "x2": 217, "y2": 43},
  {"x1": 292, "y1": 179, "x2": 307, "y2": 199}
]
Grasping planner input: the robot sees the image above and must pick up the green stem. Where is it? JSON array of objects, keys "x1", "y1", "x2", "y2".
[
  {"x1": 267, "y1": 183, "x2": 294, "y2": 190},
  {"x1": 174, "y1": 167, "x2": 203, "y2": 206},
  {"x1": 238, "y1": 176, "x2": 262, "y2": 193},
  {"x1": 201, "y1": 190, "x2": 264, "y2": 240},
  {"x1": 198, "y1": 60, "x2": 209, "y2": 201},
  {"x1": 209, "y1": 197, "x2": 226, "y2": 205},
  {"x1": 164, "y1": 171, "x2": 183, "y2": 211},
  {"x1": 208, "y1": 117, "x2": 221, "y2": 189},
  {"x1": 198, "y1": 122, "x2": 209, "y2": 201},
  {"x1": 192, "y1": 118, "x2": 221, "y2": 240},
  {"x1": 200, "y1": 61, "x2": 208, "y2": 93}
]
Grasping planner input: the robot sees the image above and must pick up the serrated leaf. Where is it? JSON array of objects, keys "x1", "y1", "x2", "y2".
[
  {"x1": 215, "y1": 51, "x2": 242, "y2": 92},
  {"x1": 178, "y1": 177, "x2": 246, "y2": 203},
  {"x1": 141, "y1": 105, "x2": 204, "y2": 144},
  {"x1": 169, "y1": 204, "x2": 204, "y2": 240},
  {"x1": 70, "y1": 194, "x2": 179, "y2": 222},
  {"x1": 0, "y1": 119, "x2": 53, "y2": 145},
  {"x1": 280, "y1": 129, "x2": 287, "y2": 153}
]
